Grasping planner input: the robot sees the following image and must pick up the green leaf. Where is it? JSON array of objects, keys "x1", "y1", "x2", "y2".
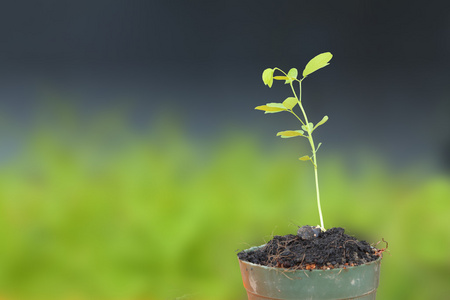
[
  {"x1": 276, "y1": 130, "x2": 305, "y2": 138},
  {"x1": 299, "y1": 155, "x2": 310, "y2": 161},
  {"x1": 285, "y1": 68, "x2": 298, "y2": 84},
  {"x1": 287, "y1": 68, "x2": 298, "y2": 79},
  {"x1": 266, "y1": 102, "x2": 286, "y2": 109},
  {"x1": 316, "y1": 142, "x2": 322, "y2": 151},
  {"x1": 302, "y1": 52, "x2": 333, "y2": 77},
  {"x1": 301, "y1": 122, "x2": 314, "y2": 132},
  {"x1": 282, "y1": 97, "x2": 297, "y2": 110},
  {"x1": 313, "y1": 116, "x2": 329, "y2": 130},
  {"x1": 255, "y1": 103, "x2": 287, "y2": 113},
  {"x1": 262, "y1": 68, "x2": 274, "y2": 87},
  {"x1": 273, "y1": 76, "x2": 289, "y2": 80}
]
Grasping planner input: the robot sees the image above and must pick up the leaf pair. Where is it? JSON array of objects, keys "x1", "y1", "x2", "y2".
[
  {"x1": 300, "y1": 116, "x2": 329, "y2": 133},
  {"x1": 273, "y1": 68, "x2": 298, "y2": 85},
  {"x1": 263, "y1": 68, "x2": 299, "y2": 88},
  {"x1": 276, "y1": 116, "x2": 328, "y2": 139},
  {"x1": 255, "y1": 102, "x2": 285, "y2": 114},
  {"x1": 255, "y1": 97, "x2": 298, "y2": 114},
  {"x1": 262, "y1": 52, "x2": 333, "y2": 87},
  {"x1": 276, "y1": 130, "x2": 304, "y2": 138}
]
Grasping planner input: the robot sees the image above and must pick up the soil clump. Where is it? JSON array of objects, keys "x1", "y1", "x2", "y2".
[{"x1": 238, "y1": 227, "x2": 381, "y2": 270}]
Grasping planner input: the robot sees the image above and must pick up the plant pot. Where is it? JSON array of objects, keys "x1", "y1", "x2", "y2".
[{"x1": 238, "y1": 245, "x2": 382, "y2": 300}]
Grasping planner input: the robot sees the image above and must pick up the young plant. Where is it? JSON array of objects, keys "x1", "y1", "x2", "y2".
[{"x1": 255, "y1": 52, "x2": 333, "y2": 231}]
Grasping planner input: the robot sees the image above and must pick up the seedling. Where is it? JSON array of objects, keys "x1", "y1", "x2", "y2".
[{"x1": 255, "y1": 52, "x2": 333, "y2": 231}]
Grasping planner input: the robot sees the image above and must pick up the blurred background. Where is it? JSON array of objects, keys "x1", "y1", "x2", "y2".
[{"x1": 0, "y1": 1, "x2": 449, "y2": 299}]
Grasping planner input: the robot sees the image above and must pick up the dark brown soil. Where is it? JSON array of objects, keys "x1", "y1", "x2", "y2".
[{"x1": 237, "y1": 227, "x2": 383, "y2": 270}]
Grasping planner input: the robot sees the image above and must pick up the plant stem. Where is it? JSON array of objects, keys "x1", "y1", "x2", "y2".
[
  {"x1": 290, "y1": 111, "x2": 306, "y2": 127},
  {"x1": 312, "y1": 145, "x2": 325, "y2": 230},
  {"x1": 297, "y1": 80, "x2": 325, "y2": 230}
]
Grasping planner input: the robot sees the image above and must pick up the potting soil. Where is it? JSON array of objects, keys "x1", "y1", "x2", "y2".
[{"x1": 237, "y1": 227, "x2": 382, "y2": 270}]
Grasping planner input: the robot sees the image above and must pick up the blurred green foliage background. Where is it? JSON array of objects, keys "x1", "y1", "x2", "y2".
[{"x1": 0, "y1": 104, "x2": 449, "y2": 300}]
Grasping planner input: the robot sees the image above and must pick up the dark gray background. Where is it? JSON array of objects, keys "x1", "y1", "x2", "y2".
[{"x1": 1, "y1": 1, "x2": 449, "y2": 170}]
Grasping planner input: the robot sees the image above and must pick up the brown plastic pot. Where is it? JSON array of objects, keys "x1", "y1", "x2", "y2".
[{"x1": 238, "y1": 245, "x2": 382, "y2": 300}]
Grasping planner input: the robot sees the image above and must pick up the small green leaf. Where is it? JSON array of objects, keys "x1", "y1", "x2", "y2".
[
  {"x1": 285, "y1": 68, "x2": 298, "y2": 84},
  {"x1": 287, "y1": 68, "x2": 298, "y2": 79},
  {"x1": 266, "y1": 102, "x2": 286, "y2": 109},
  {"x1": 255, "y1": 103, "x2": 287, "y2": 113},
  {"x1": 301, "y1": 122, "x2": 314, "y2": 132},
  {"x1": 313, "y1": 116, "x2": 329, "y2": 130},
  {"x1": 303, "y1": 52, "x2": 333, "y2": 77},
  {"x1": 273, "y1": 76, "x2": 289, "y2": 80},
  {"x1": 299, "y1": 155, "x2": 310, "y2": 161},
  {"x1": 255, "y1": 105, "x2": 285, "y2": 113},
  {"x1": 316, "y1": 142, "x2": 322, "y2": 151},
  {"x1": 262, "y1": 68, "x2": 274, "y2": 87},
  {"x1": 276, "y1": 130, "x2": 305, "y2": 138},
  {"x1": 282, "y1": 97, "x2": 297, "y2": 110}
]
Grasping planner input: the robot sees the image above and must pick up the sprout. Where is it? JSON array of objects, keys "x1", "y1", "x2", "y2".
[{"x1": 255, "y1": 52, "x2": 333, "y2": 231}]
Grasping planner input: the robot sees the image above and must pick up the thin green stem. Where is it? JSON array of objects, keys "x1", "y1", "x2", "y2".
[
  {"x1": 273, "y1": 67, "x2": 288, "y2": 77},
  {"x1": 296, "y1": 79, "x2": 325, "y2": 230},
  {"x1": 290, "y1": 110, "x2": 306, "y2": 127},
  {"x1": 305, "y1": 126, "x2": 324, "y2": 230},
  {"x1": 289, "y1": 82, "x2": 299, "y2": 100},
  {"x1": 314, "y1": 164, "x2": 324, "y2": 230}
]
